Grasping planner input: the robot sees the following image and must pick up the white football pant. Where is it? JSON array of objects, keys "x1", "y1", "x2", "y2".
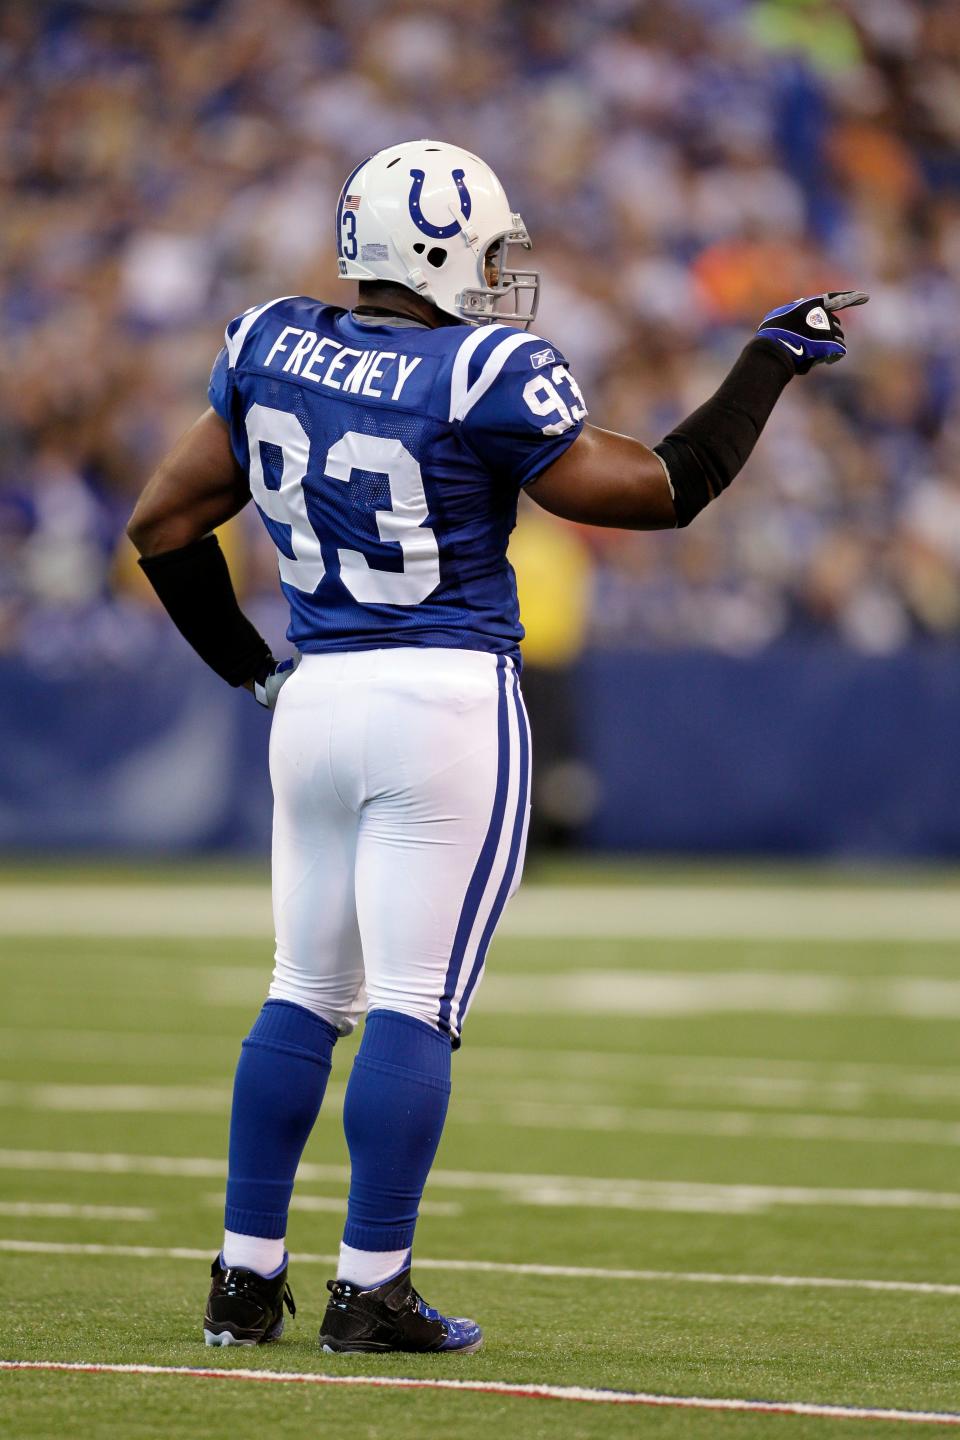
[{"x1": 267, "y1": 648, "x2": 531, "y2": 1044}]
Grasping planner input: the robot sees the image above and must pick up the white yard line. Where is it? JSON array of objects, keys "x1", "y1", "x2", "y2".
[
  {"x1": 467, "y1": 1048, "x2": 960, "y2": 1110},
  {"x1": 477, "y1": 971, "x2": 960, "y2": 1018},
  {"x1": 0, "y1": 1202, "x2": 153, "y2": 1221},
  {"x1": 7, "y1": 1026, "x2": 960, "y2": 1111},
  {"x1": 4, "y1": 881, "x2": 960, "y2": 941},
  {"x1": 202, "y1": 966, "x2": 960, "y2": 1019},
  {"x1": 6, "y1": 1026, "x2": 957, "y2": 1091},
  {"x1": 468, "y1": 1047, "x2": 960, "y2": 1096},
  {"x1": 2, "y1": 1361, "x2": 957, "y2": 1425},
  {"x1": 0, "y1": 1081, "x2": 347, "y2": 1117},
  {"x1": 0, "y1": 1149, "x2": 229, "y2": 1179},
  {"x1": 1, "y1": 1241, "x2": 959, "y2": 1300},
  {"x1": 457, "y1": 1098, "x2": 960, "y2": 1147},
  {"x1": 505, "y1": 885, "x2": 960, "y2": 942},
  {"x1": 0, "y1": 1028, "x2": 236, "y2": 1066},
  {"x1": 0, "y1": 1082, "x2": 233, "y2": 1113},
  {"x1": 200, "y1": 1192, "x2": 461, "y2": 1219},
  {"x1": 5, "y1": 1079, "x2": 960, "y2": 1150},
  {"x1": 490, "y1": 1180, "x2": 960, "y2": 1215},
  {"x1": 4, "y1": 1149, "x2": 960, "y2": 1216}
]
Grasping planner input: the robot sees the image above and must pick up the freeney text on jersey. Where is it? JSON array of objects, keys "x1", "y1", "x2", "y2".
[{"x1": 263, "y1": 325, "x2": 423, "y2": 402}]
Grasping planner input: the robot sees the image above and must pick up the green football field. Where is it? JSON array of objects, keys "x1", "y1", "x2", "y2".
[{"x1": 1, "y1": 861, "x2": 959, "y2": 1438}]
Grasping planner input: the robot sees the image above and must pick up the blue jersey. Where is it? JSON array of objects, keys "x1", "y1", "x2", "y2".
[{"x1": 208, "y1": 296, "x2": 587, "y2": 664}]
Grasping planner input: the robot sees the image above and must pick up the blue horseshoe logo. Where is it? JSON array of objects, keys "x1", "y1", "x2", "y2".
[{"x1": 408, "y1": 168, "x2": 472, "y2": 239}]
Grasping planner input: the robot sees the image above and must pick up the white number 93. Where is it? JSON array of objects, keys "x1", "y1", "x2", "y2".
[{"x1": 523, "y1": 365, "x2": 588, "y2": 435}]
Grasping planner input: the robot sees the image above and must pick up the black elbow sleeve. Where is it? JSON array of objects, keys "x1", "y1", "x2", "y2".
[
  {"x1": 138, "y1": 534, "x2": 274, "y2": 687},
  {"x1": 654, "y1": 337, "x2": 794, "y2": 527}
]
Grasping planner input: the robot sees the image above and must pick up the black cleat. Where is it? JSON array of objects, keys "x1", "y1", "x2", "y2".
[
  {"x1": 203, "y1": 1254, "x2": 296, "y2": 1347},
  {"x1": 318, "y1": 1267, "x2": 483, "y2": 1354}
]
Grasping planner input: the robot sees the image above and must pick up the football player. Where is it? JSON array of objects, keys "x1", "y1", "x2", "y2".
[{"x1": 128, "y1": 139, "x2": 866, "y2": 1354}]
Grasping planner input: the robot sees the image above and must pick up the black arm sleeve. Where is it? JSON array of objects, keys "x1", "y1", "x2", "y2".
[
  {"x1": 138, "y1": 534, "x2": 275, "y2": 687},
  {"x1": 653, "y1": 337, "x2": 795, "y2": 528}
]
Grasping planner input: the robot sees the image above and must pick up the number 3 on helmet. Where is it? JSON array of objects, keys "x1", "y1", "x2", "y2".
[{"x1": 335, "y1": 139, "x2": 540, "y2": 329}]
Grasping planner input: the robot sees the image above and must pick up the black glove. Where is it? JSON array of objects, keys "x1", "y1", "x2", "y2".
[
  {"x1": 757, "y1": 290, "x2": 869, "y2": 374},
  {"x1": 253, "y1": 653, "x2": 301, "y2": 709}
]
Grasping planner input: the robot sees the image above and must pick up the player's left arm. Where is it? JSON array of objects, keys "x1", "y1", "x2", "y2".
[
  {"x1": 528, "y1": 290, "x2": 868, "y2": 530},
  {"x1": 127, "y1": 408, "x2": 293, "y2": 706}
]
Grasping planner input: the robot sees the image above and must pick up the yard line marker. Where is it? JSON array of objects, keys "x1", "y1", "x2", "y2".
[
  {"x1": 200, "y1": 1193, "x2": 462, "y2": 1219},
  {"x1": 467, "y1": 1048, "x2": 960, "y2": 1106},
  {"x1": 477, "y1": 971, "x2": 960, "y2": 1020},
  {"x1": 0, "y1": 1241, "x2": 220, "y2": 1261},
  {"x1": 205, "y1": 966, "x2": 960, "y2": 1019},
  {"x1": 0, "y1": 1081, "x2": 341, "y2": 1116},
  {"x1": 2, "y1": 1239, "x2": 959, "y2": 1298},
  {"x1": 0, "y1": 1027, "x2": 236, "y2": 1065},
  {"x1": 1, "y1": 1361, "x2": 958, "y2": 1424},
  {"x1": 7, "y1": 1026, "x2": 960, "y2": 1110},
  {"x1": 5, "y1": 1149, "x2": 960, "y2": 1216},
  {"x1": 5, "y1": 880, "x2": 960, "y2": 941},
  {"x1": 0, "y1": 1149, "x2": 229, "y2": 1179},
  {"x1": 0, "y1": 1203, "x2": 152, "y2": 1221},
  {"x1": 0, "y1": 1082, "x2": 233, "y2": 1114},
  {"x1": 9, "y1": 1078, "x2": 960, "y2": 1150},
  {"x1": 456, "y1": 1099, "x2": 960, "y2": 1148}
]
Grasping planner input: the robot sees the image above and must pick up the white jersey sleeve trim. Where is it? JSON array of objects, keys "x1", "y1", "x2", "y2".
[
  {"x1": 448, "y1": 324, "x2": 508, "y2": 422},
  {"x1": 225, "y1": 295, "x2": 296, "y2": 370},
  {"x1": 451, "y1": 330, "x2": 542, "y2": 424}
]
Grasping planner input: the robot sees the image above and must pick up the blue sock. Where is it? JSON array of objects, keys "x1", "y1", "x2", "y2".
[
  {"x1": 342, "y1": 1010, "x2": 452, "y2": 1253},
  {"x1": 225, "y1": 1000, "x2": 338, "y2": 1239}
]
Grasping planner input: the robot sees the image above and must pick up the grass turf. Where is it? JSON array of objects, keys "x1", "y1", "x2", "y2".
[{"x1": 1, "y1": 863, "x2": 959, "y2": 1438}]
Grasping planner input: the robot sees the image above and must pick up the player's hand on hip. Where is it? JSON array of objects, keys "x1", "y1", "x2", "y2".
[
  {"x1": 253, "y1": 652, "x2": 301, "y2": 710},
  {"x1": 756, "y1": 291, "x2": 869, "y2": 374}
]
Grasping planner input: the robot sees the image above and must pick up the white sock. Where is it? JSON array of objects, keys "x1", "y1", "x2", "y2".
[
  {"x1": 337, "y1": 1242, "x2": 410, "y2": 1289},
  {"x1": 222, "y1": 1230, "x2": 286, "y2": 1277}
]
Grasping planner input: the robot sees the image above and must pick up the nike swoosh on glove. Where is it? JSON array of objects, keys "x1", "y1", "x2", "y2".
[
  {"x1": 253, "y1": 652, "x2": 301, "y2": 709},
  {"x1": 757, "y1": 291, "x2": 869, "y2": 374}
]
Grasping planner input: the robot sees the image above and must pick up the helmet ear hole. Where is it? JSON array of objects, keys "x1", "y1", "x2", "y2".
[
  {"x1": 412, "y1": 242, "x2": 425, "y2": 254},
  {"x1": 427, "y1": 247, "x2": 447, "y2": 268}
]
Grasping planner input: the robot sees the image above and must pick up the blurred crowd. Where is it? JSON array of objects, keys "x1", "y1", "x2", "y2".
[{"x1": 3, "y1": 0, "x2": 960, "y2": 668}]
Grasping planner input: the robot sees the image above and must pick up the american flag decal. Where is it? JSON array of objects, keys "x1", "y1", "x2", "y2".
[{"x1": 344, "y1": 194, "x2": 360, "y2": 211}]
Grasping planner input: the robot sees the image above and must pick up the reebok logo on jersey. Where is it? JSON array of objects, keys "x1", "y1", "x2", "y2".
[{"x1": 530, "y1": 348, "x2": 555, "y2": 369}]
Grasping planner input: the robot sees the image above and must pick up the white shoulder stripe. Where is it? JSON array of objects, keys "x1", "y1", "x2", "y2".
[
  {"x1": 448, "y1": 324, "x2": 508, "y2": 422},
  {"x1": 452, "y1": 331, "x2": 538, "y2": 423},
  {"x1": 225, "y1": 296, "x2": 295, "y2": 370}
]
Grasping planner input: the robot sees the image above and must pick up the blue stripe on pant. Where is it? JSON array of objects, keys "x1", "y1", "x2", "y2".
[
  {"x1": 457, "y1": 671, "x2": 530, "y2": 1030},
  {"x1": 438, "y1": 658, "x2": 530, "y2": 1043},
  {"x1": 437, "y1": 655, "x2": 510, "y2": 1037}
]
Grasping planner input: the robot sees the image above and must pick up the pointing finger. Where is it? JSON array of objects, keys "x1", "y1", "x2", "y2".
[{"x1": 824, "y1": 290, "x2": 870, "y2": 311}]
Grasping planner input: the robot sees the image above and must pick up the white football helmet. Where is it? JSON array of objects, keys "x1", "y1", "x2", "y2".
[{"x1": 335, "y1": 139, "x2": 539, "y2": 328}]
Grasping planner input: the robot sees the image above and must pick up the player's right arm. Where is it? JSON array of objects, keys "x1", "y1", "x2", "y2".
[
  {"x1": 125, "y1": 308, "x2": 301, "y2": 709},
  {"x1": 528, "y1": 291, "x2": 868, "y2": 531},
  {"x1": 128, "y1": 407, "x2": 293, "y2": 704},
  {"x1": 127, "y1": 406, "x2": 250, "y2": 558}
]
